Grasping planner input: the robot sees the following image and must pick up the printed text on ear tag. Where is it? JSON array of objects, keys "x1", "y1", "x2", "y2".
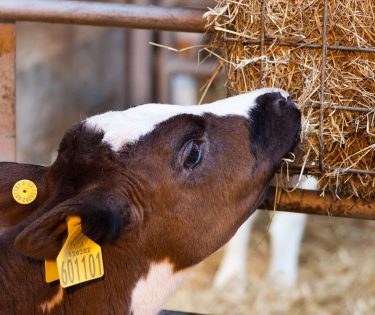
[
  {"x1": 12, "y1": 179, "x2": 37, "y2": 204},
  {"x1": 56, "y1": 216, "x2": 104, "y2": 288}
]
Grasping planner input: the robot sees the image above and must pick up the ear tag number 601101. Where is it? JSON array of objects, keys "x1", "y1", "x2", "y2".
[{"x1": 56, "y1": 216, "x2": 104, "y2": 288}]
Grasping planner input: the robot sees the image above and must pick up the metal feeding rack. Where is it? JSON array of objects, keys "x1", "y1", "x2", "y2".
[
  {"x1": 222, "y1": 0, "x2": 375, "y2": 177},
  {"x1": 0, "y1": 0, "x2": 373, "y2": 219}
]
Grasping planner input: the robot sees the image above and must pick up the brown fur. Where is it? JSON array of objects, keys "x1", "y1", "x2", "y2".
[{"x1": 0, "y1": 92, "x2": 300, "y2": 314}]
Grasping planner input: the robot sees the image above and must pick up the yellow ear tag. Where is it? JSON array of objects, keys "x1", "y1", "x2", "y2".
[
  {"x1": 45, "y1": 259, "x2": 60, "y2": 283},
  {"x1": 56, "y1": 216, "x2": 104, "y2": 288},
  {"x1": 12, "y1": 179, "x2": 37, "y2": 204}
]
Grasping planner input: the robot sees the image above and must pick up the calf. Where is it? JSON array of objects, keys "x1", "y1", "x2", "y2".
[{"x1": 0, "y1": 88, "x2": 301, "y2": 315}]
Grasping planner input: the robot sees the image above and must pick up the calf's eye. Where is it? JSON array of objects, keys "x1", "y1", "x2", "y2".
[{"x1": 183, "y1": 140, "x2": 204, "y2": 171}]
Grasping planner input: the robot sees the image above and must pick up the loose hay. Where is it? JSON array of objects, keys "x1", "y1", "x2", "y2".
[
  {"x1": 204, "y1": 0, "x2": 375, "y2": 198},
  {"x1": 166, "y1": 215, "x2": 375, "y2": 315}
]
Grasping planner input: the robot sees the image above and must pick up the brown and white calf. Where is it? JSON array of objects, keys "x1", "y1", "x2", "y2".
[{"x1": 0, "y1": 88, "x2": 300, "y2": 314}]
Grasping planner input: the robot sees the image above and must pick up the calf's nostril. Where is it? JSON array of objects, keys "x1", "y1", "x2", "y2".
[
  {"x1": 287, "y1": 96, "x2": 297, "y2": 108},
  {"x1": 277, "y1": 98, "x2": 287, "y2": 107}
]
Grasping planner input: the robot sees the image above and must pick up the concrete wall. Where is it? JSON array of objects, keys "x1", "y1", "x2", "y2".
[{"x1": 16, "y1": 23, "x2": 127, "y2": 164}]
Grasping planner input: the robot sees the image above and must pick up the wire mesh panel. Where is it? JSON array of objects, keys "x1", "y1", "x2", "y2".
[{"x1": 206, "y1": 0, "x2": 375, "y2": 198}]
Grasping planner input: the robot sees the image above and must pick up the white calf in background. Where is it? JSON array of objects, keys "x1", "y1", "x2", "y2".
[{"x1": 214, "y1": 176, "x2": 318, "y2": 288}]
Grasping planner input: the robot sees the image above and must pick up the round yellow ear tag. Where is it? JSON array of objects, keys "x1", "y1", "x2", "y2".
[{"x1": 12, "y1": 179, "x2": 38, "y2": 204}]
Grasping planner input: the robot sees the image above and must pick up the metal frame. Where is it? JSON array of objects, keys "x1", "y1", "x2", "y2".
[{"x1": 0, "y1": 0, "x2": 373, "y2": 219}]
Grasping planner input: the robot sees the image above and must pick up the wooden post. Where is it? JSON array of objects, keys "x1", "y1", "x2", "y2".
[{"x1": 0, "y1": 22, "x2": 16, "y2": 162}]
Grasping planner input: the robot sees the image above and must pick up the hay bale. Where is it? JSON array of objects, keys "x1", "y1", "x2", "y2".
[{"x1": 204, "y1": 0, "x2": 375, "y2": 199}]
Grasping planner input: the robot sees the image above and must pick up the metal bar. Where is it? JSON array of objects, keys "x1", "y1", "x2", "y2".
[
  {"x1": 126, "y1": 6, "x2": 153, "y2": 106},
  {"x1": 287, "y1": 164, "x2": 375, "y2": 176},
  {"x1": 325, "y1": 105, "x2": 374, "y2": 113},
  {"x1": 156, "y1": 32, "x2": 170, "y2": 103},
  {"x1": 306, "y1": 103, "x2": 374, "y2": 113},
  {"x1": 318, "y1": 0, "x2": 329, "y2": 172},
  {"x1": 225, "y1": 37, "x2": 375, "y2": 53},
  {"x1": 0, "y1": 22, "x2": 16, "y2": 162},
  {"x1": 331, "y1": 167, "x2": 375, "y2": 176},
  {"x1": 322, "y1": 44, "x2": 375, "y2": 53},
  {"x1": 258, "y1": 0, "x2": 266, "y2": 88},
  {"x1": 0, "y1": 0, "x2": 206, "y2": 33},
  {"x1": 261, "y1": 188, "x2": 375, "y2": 220}
]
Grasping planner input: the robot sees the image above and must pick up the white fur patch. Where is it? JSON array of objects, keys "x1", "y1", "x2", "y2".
[
  {"x1": 130, "y1": 261, "x2": 190, "y2": 315},
  {"x1": 86, "y1": 88, "x2": 289, "y2": 151},
  {"x1": 40, "y1": 286, "x2": 64, "y2": 314}
]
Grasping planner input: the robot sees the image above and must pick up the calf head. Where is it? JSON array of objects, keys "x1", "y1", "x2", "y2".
[{"x1": 0, "y1": 88, "x2": 300, "y2": 270}]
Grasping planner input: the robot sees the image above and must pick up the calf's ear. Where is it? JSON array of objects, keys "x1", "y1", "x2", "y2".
[
  {"x1": 14, "y1": 190, "x2": 140, "y2": 260},
  {"x1": 0, "y1": 162, "x2": 49, "y2": 226}
]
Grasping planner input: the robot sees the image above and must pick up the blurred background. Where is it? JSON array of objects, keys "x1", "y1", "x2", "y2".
[{"x1": 15, "y1": 0, "x2": 375, "y2": 314}]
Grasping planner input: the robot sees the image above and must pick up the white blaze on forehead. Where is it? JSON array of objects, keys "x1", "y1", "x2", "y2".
[{"x1": 86, "y1": 88, "x2": 289, "y2": 151}]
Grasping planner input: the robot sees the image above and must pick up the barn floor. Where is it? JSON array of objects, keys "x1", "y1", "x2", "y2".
[{"x1": 166, "y1": 213, "x2": 375, "y2": 315}]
